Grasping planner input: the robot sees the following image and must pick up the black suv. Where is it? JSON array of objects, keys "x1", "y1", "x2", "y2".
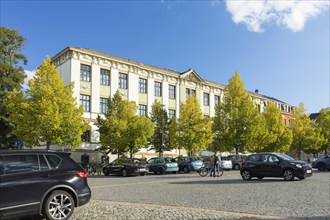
[
  {"x1": 0, "y1": 150, "x2": 91, "y2": 220},
  {"x1": 240, "y1": 152, "x2": 312, "y2": 181}
]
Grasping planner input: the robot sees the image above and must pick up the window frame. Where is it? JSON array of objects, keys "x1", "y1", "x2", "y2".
[
  {"x1": 80, "y1": 94, "x2": 91, "y2": 112},
  {"x1": 100, "y1": 97, "x2": 108, "y2": 114},
  {"x1": 139, "y1": 78, "x2": 147, "y2": 94},
  {"x1": 203, "y1": 92, "x2": 210, "y2": 106},
  {"x1": 80, "y1": 64, "x2": 91, "y2": 82},
  {"x1": 119, "y1": 73, "x2": 128, "y2": 89},
  {"x1": 169, "y1": 85, "x2": 176, "y2": 99},
  {"x1": 138, "y1": 104, "x2": 147, "y2": 117},
  {"x1": 154, "y1": 81, "x2": 162, "y2": 97},
  {"x1": 100, "y1": 69, "x2": 110, "y2": 85}
]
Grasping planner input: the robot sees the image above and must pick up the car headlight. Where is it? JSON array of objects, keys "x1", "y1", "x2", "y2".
[{"x1": 296, "y1": 164, "x2": 302, "y2": 169}]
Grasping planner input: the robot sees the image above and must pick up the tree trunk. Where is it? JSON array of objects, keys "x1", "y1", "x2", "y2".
[
  {"x1": 235, "y1": 147, "x2": 239, "y2": 155},
  {"x1": 130, "y1": 145, "x2": 133, "y2": 159},
  {"x1": 46, "y1": 141, "x2": 50, "y2": 150}
]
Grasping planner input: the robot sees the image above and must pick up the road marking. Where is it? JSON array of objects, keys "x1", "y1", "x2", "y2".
[{"x1": 90, "y1": 199, "x2": 289, "y2": 220}]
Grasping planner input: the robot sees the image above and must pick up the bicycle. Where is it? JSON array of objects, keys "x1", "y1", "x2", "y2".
[{"x1": 197, "y1": 162, "x2": 224, "y2": 177}]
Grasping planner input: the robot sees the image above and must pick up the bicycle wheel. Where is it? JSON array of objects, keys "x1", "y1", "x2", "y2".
[
  {"x1": 218, "y1": 167, "x2": 224, "y2": 177},
  {"x1": 198, "y1": 167, "x2": 209, "y2": 177}
]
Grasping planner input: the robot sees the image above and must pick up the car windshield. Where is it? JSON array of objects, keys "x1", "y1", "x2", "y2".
[
  {"x1": 276, "y1": 154, "x2": 294, "y2": 161},
  {"x1": 131, "y1": 158, "x2": 146, "y2": 164},
  {"x1": 165, "y1": 158, "x2": 176, "y2": 163}
]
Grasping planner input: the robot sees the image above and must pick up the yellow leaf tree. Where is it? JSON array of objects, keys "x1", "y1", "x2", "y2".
[{"x1": 7, "y1": 57, "x2": 88, "y2": 150}]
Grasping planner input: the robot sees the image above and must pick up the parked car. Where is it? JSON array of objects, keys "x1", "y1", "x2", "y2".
[
  {"x1": 103, "y1": 158, "x2": 148, "y2": 177},
  {"x1": 228, "y1": 154, "x2": 247, "y2": 170},
  {"x1": 175, "y1": 156, "x2": 203, "y2": 173},
  {"x1": 220, "y1": 156, "x2": 233, "y2": 171},
  {"x1": 0, "y1": 150, "x2": 91, "y2": 220},
  {"x1": 202, "y1": 156, "x2": 232, "y2": 171},
  {"x1": 312, "y1": 154, "x2": 330, "y2": 171},
  {"x1": 147, "y1": 157, "x2": 179, "y2": 174},
  {"x1": 240, "y1": 152, "x2": 313, "y2": 181}
]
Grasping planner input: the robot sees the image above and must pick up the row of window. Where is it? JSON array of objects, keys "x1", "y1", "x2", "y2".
[
  {"x1": 81, "y1": 64, "x2": 219, "y2": 102},
  {"x1": 80, "y1": 95, "x2": 177, "y2": 118},
  {"x1": 80, "y1": 93, "x2": 221, "y2": 114}
]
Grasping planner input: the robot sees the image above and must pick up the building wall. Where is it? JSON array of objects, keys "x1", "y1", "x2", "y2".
[{"x1": 52, "y1": 47, "x2": 295, "y2": 154}]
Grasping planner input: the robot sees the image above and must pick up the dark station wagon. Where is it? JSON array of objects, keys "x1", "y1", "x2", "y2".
[{"x1": 0, "y1": 150, "x2": 91, "y2": 220}]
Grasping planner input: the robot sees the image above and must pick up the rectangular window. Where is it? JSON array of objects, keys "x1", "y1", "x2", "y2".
[
  {"x1": 81, "y1": 130, "x2": 91, "y2": 142},
  {"x1": 100, "y1": 69, "x2": 110, "y2": 85},
  {"x1": 80, "y1": 64, "x2": 91, "y2": 81},
  {"x1": 119, "y1": 73, "x2": 128, "y2": 89},
  {"x1": 168, "y1": 109, "x2": 175, "y2": 119},
  {"x1": 284, "y1": 119, "x2": 287, "y2": 126},
  {"x1": 139, "y1": 78, "x2": 147, "y2": 93},
  {"x1": 214, "y1": 95, "x2": 220, "y2": 106},
  {"x1": 139, "y1": 104, "x2": 147, "y2": 117},
  {"x1": 154, "y1": 82, "x2": 162, "y2": 96},
  {"x1": 169, "y1": 85, "x2": 175, "y2": 99},
  {"x1": 186, "y1": 88, "x2": 190, "y2": 100},
  {"x1": 100, "y1": 98, "x2": 108, "y2": 114},
  {"x1": 191, "y1": 89, "x2": 196, "y2": 96},
  {"x1": 203, "y1": 93, "x2": 209, "y2": 106},
  {"x1": 3, "y1": 155, "x2": 39, "y2": 174},
  {"x1": 80, "y1": 94, "x2": 90, "y2": 112}
]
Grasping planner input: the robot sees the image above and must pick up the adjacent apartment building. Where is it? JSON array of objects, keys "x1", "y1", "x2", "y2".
[{"x1": 51, "y1": 47, "x2": 294, "y2": 157}]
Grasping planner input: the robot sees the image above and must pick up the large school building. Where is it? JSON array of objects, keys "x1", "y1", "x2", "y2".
[{"x1": 51, "y1": 47, "x2": 294, "y2": 159}]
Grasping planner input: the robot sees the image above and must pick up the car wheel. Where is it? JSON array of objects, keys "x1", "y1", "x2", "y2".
[
  {"x1": 158, "y1": 168, "x2": 164, "y2": 175},
  {"x1": 103, "y1": 168, "x2": 109, "y2": 176},
  {"x1": 172, "y1": 171, "x2": 177, "y2": 174},
  {"x1": 283, "y1": 169, "x2": 295, "y2": 181},
  {"x1": 234, "y1": 164, "x2": 240, "y2": 170},
  {"x1": 121, "y1": 169, "x2": 128, "y2": 177},
  {"x1": 241, "y1": 170, "x2": 251, "y2": 180},
  {"x1": 140, "y1": 173, "x2": 146, "y2": 176},
  {"x1": 317, "y1": 163, "x2": 326, "y2": 171},
  {"x1": 43, "y1": 190, "x2": 74, "y2": 220},
  {"x1": 153, "y1": 171, "x2": 158, "y2": 174},
  {"x1": 183, "y1": 166, "x2": 189, "y2": 173}
]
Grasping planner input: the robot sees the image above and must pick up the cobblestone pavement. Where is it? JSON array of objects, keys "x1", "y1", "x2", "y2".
[
  {"x1": 17, "y1": 170, "x2": 330, "y2": 220},
  {"x1": 85, "y1": 170, "x2": 329, "y2": 220},
  {"x1": 70, "y1": 199, "x2": 288, "y2": 220}
]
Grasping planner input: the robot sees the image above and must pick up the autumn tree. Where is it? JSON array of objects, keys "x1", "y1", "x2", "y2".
[
  {"x1": 290, "y1": 103, "x2": 319, "y2": 159},
  {"x1": 149, "y1": 100, "x2": 170, "y2": 156},
  {"x1": 212, "y1": 71, "x2": 260, "y2": 154},
  {"x1": 261, "y1": 101, "x2": 292, "y2": 152},
  {"x1": 0, "y1": 27, "x2": 27, "y2": 148},
  {"x1": 178, "y1": 95, "x2": 212, "y2": 155},
  {"x1": 97, "y1": 91, "x2": 154, "y2": 158},
  {"x1": 7, "y1": 57, "x2": 88, "y2": 150},
  {"x1": 315, "y1": 108, "x2": 330, "y2": 155}
]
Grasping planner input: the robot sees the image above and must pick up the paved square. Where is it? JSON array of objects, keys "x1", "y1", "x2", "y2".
[{"x1": 70, "y1": 170, "x2": 330, "y2": 219}]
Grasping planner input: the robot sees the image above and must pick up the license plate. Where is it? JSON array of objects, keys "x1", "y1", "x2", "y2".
[
  {"x1": 306, "y1": 170, "x2": 312, "y2": 174},
  {"x1": 140, "y1": 168, "x2": 146, "y2": 171}
]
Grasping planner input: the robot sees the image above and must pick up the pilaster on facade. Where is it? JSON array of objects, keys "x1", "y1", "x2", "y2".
[
  {"x1": 91, "y1": 63, "x2": 101, "y2": 114},
  {"x1": 110, "y1": 68, "x2": 119, "y2": 98},
  {"x1": 147, "y1": 77, "x2": 155, "y2": 115}
]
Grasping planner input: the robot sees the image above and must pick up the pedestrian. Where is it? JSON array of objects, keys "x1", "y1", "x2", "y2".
[{"x1": 210, "y1": 152, "x2": 220, "y2": 177}]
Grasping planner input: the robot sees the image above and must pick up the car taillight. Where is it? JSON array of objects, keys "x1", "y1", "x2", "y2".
[
  {"x1": 77, "y1": 171, "x2": 88, "y2": 178},
  {"x1": 164, "y1": 163, "x2": 167, "y2": 168},
  {"x1": 240, "y1": 159, "x2": 244, "y2": 163}
]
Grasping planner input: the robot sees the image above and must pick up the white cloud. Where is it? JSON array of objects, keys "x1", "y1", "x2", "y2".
[
  {"x1": 225, "y1": 0, "x2": 329, "y2": 32},
  {"x1": 23, "y1": 69, "x2": 36, "y2": 90}
]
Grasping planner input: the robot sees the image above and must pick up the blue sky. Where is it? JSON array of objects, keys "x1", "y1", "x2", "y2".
[{"x1": 1, "y1": 0, "x2": 329, "y2": 113}]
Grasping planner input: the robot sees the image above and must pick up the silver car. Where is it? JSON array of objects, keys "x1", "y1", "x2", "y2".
[{"x1": 221, "y1": 156, "x2": 233, "y2": 171}]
